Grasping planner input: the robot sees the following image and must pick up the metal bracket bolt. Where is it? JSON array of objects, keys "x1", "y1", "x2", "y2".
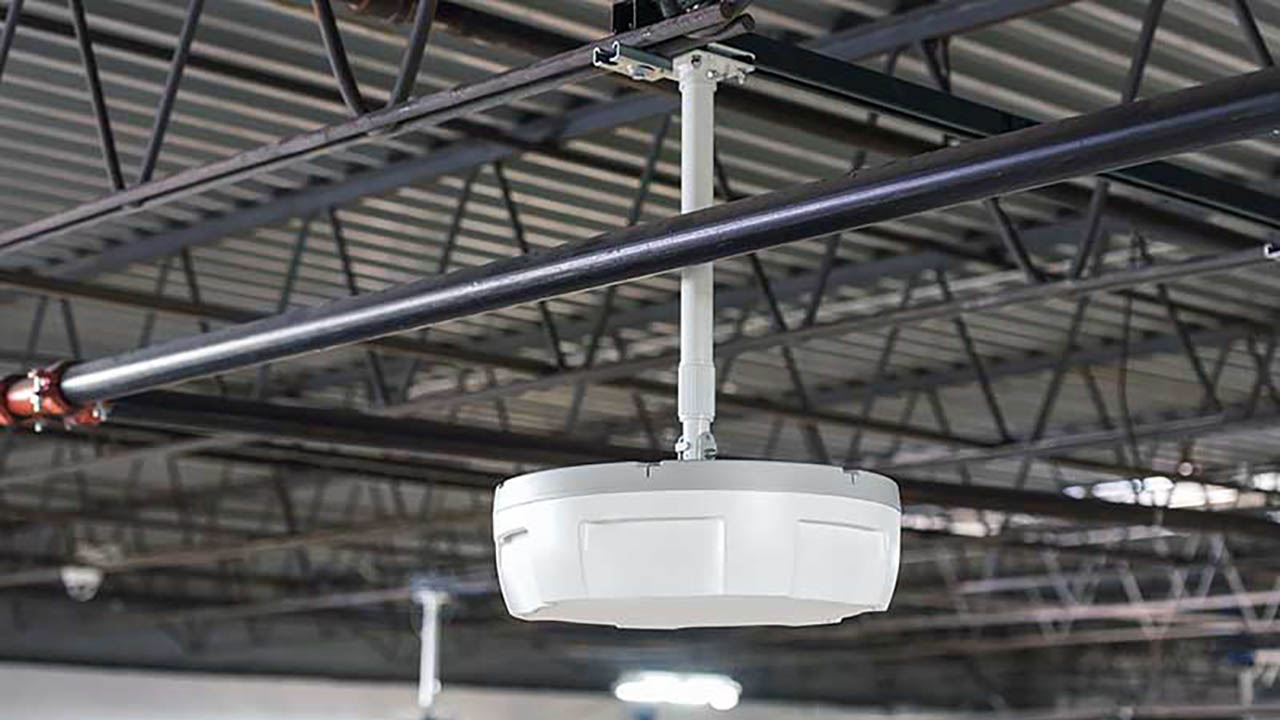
[
  {"x1": 65, "y1": 403, "x2": 109, "y2": 430},
  {"x1": 684, "y1": 46, "x2": 754, "y2": 85},
  {"x1": 26, "y1": 368, "x2": 51, "y2": 416},
  {"x1": 675, "y1": 431, "x2": 718, "y2": 460}
]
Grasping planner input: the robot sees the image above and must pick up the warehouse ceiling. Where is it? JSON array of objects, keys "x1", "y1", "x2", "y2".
[{"x1": 0, "y1": 0, "x2": 1278, "y2": 713}]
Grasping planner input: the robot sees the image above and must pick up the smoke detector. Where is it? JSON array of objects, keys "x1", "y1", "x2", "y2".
[{"x1": 491, "y1": 47, "x2": 901, "y2": 629}]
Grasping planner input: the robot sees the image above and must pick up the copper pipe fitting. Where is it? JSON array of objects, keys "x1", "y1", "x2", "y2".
[{"x1": 0, "y1": 362, "x2": 105, "y2": 429}]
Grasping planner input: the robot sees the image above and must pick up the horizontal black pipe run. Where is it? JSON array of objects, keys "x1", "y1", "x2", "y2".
[
  {"x1": 896, "y1": 478, "x2": 1280, "y2": 540},
  {"x1": 57, "y1": 67, "x2": 1280, "y2": 406}
]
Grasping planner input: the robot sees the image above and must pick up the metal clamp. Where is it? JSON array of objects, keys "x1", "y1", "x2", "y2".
[
  {"x1": 64, "y1": 402, "x2": 109, "y2": 430},
  {"x1": 25, "y1": 362, "x2": 75, "y2": 423},
  {"x1": 592, "y1": 41, "x2": 754, "y2": 85},
  {"x1": 675, "y1": 430, "x2": 718, "y2": 460}
]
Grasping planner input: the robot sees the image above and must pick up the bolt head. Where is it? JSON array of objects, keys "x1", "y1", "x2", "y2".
[{"x1": 699, "y1": 431, "x2": 718, "y2": 460}]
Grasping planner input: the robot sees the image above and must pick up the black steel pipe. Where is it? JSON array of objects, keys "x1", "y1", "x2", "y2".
[{"x1": 47, "y1": 67, "x2": 1280, "y2": 407}]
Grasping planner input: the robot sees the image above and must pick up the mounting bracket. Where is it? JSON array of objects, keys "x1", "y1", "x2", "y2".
[{"x1": 593, "y1": 40, "x2": 754, "y2": 85}]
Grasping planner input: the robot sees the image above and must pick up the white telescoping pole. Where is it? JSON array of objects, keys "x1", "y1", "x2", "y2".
[
  {"x1": 415, "y1": 591, "x2": 443, "y2": 709},
  {"x1": 674, "y1": 52, "x2": 717, "y2": 461}
]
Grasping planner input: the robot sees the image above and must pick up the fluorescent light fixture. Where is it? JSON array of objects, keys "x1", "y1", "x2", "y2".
[{"x1": 614, "y1": 672, "x2": 741, "y2": 711}]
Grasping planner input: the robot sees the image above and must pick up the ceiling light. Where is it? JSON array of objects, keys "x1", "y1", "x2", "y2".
[{"x1": 614, "y1": 672, "x2": 741, "y2": 711}]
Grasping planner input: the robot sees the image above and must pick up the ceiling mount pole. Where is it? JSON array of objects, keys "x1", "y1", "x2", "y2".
[
  {"x1": 590, "y1": 41, "x2": 753, "y2": 461},
  {"x1": 675, "y1": 50, "x2": 719, "y2": 461}
]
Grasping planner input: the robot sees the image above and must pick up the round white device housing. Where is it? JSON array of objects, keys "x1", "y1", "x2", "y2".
[{"x1": 492, "y1": 460, "x2": 900, "y2": 629}]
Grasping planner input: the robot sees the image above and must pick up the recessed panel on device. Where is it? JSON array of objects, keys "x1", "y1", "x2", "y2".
[{"x1": 582, "y1": 517, "x2": 725, "y2": 598}]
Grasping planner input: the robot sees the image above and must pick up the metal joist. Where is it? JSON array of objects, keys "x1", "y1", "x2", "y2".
[
  {"x1": 30, "y1": 87, "x2": 673, "y2": 283},
  {"x1": 92, "y1": 393, "x2": 1280, "y2": 543}
]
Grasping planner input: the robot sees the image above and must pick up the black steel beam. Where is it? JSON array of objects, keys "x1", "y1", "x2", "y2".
[
  {"x1": 109, "y1": 391, "x2": 656, "y2": 467},
  {"x1": 99, "y1": 392, "x2": 1280, "y2": 542},
  {"x1": 812, "y1": 0, "x2": 1079, "y2": 61},
  {"x1": 15, "y1": 423, "x2": 497, "y2": 491},
  {"x1": 876, "y1": 405, "x2": 1280, "y2": 475},
  {"x1": 0, "y1": 509, "x2": 485, "y2": 590}
]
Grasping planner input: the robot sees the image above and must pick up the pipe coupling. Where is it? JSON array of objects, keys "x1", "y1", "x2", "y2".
[{"x1": 0, "y1": 362, "x2": 107, "y2": 430}]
